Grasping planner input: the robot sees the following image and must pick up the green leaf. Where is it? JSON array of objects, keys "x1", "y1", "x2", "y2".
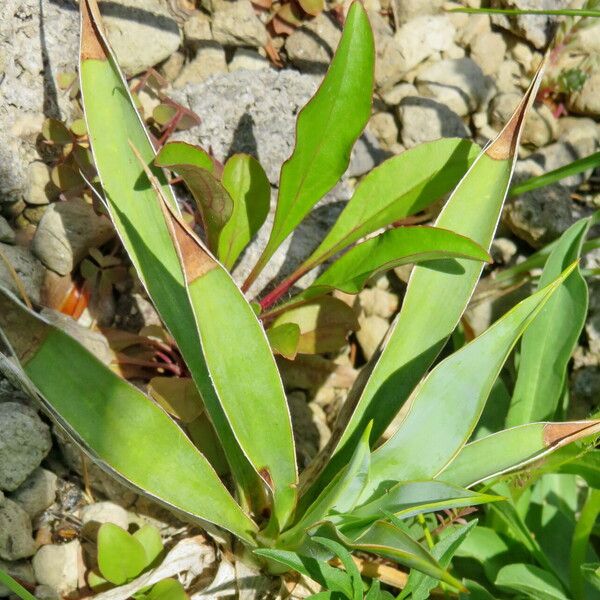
[
  {"x1": 439, "y1": 421, "x2": 600, "y2": 488},
  {"x1": 318, "y1": 521, "x2": 466, "y2": 592},
  {"x1": 507, "y1": 218, "x2": 590, "y2": 426},
  {"x1": 271, "y1": 297, "x2": 359, "y2": 354},
  {"x1": 79, "y1": 0, "x2": 259, "y2": 507},
  {"x1": 244, "y1": 1, "x2": 374, "y2": 287},
  {"x1": 155, "y1": 192, "x2": 297, "y2": 529},
  {"x1": 0, "y1": 287, "x2": 257, "y2": 543},
  {"x1": 365, "y1": 264, "x2": 575, "y2": 492},
  {"x1": 298, "y1": 226, "x2": 491, "y2": 301},
  {"x1": 98, "y1": 523, "x2": 148, "y2": 584},
  {"x1": 145, "y1": 579, "x2": 188, "y2": 600},
  {"x1": 451, "y1": 6, "x2": 600, "y2": 17},
  {"x1": 218, "y1": 154, "x2": 271, "y2": 269},
  {"x1": 495, "y1": 564, "x2": 569, "y2": 600},
  {"x1": 581, "y1": 564, "x2": 600, "y2": 591},
  {"x1": 559, "y1": 450, "x2": 600, "y2": 488},
  {"x1": 148, "y1": 377, "x2": 204, "y2": 423},
  {"x1": 254, "y1": 548, "x2": 354, "y2": 598},
  {"x1": 510, "y1": 151, "x2": 600, "y2": 197},
  {"x1": 312, "y1": 536, "x2": 363, "y2": 600},
  {"x1": 294, "y1": 139, "x2": 481, "y2": 281},
  {"x1": 41, "y1": 117, "x2": 72, "y2": 144},
  {"x1": 0, "y1": 569, "x2": 37, "y2": 600},
  {"x1": 297, "y1": 60, "x2": 546, "y2": 509},
  {"x1": 154, "y1": 141, "x2": 233, "y2": 253},
  {"x1": 267, "y1": 323, "x2": 301, "y2": 360},
  {"x1": 400, "y1": 520, "x2": 478, "y2": 600},
  {"x1": 133, "y1": 525, "x2": 164, "y2": 568},
  {"x1": 279, "y1": 424, "x2": 372, "y2": 547}
]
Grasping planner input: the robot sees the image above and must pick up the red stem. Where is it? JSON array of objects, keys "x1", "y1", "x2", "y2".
[{"x1": 259, "y1": 265, "x2": 309, "y2": 311}]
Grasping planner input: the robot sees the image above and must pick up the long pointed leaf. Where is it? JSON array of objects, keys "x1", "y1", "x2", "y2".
[
  {"x1": 0, "y1": 288, "x2": 257, "y2": 543},
  {"x1": 438, "y1": 420, "x2": 600, "y2": 488},
  {"x1": 79, "y1": 0, "x2": 260, "y2": 505},
  {"x1": 506, "y1": 217, "x2": 591, "y2": 425},
  {"x1": 297, "y1": 61, "x2": 546, "y2": 510},
  {"x1": 244, "y1": 1, "x2": 374, "y2": 288},
  {"x1": 365, "y1": 264, "x2": 575, "y2": 493}
]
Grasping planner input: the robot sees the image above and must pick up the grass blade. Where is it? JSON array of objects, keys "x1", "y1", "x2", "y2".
[
  {"x1": 0, "y1": 569, "x2": 37, "y2": 600},
  {"x1": 243, "y1": 1, "x2": 374, "y2": 289},
  {"x1": 0, "y1": 287, "x2": 258, "y2": 543},
  {"x1": 506, "y1": 218, "x2": 591, "y2": 425}
]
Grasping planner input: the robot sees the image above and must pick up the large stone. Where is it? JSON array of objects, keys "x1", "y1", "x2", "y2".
[
  {"x1": 171, "y1": 70, "x2": 382, "y2": 294},
  {"x1": 0, "y1": 1, "x2": 77, "y2": 206},
  {"x1": 391, "y1": 0, "x2": 443, "y2": 25},
  {"x1": 9, "y1": 468, "x2": 58, "y2": 518},
  {"x1": 212, "y1": 0, "x2": 267, "y2": 48},
  {"x1": 285, "y1": 12, "x2": 342, "y2": 73},
  {"x1": 490, "y1": 0, "x2": 570, "y2": 49},
  {"x1": 568, "y1": 72, "x2": 600, "y2": 117},
  {"x1": 415, "y1": 58, "x2": 490, "y2": 116},
  {"x1": 0, "y1": 498, "x2": 36, "y2": 560},
  {"x1": 356, "y1": 314, "x2": 389, "y2": 361},
  {"x1": 397, "y1": 96, "x2": 469, "y2": 148},
  {"x1": 32, "y1": 199, "x2": 114, "y2": 276},
  {"x1": 228, "y1": 48, "x2": 269, "y2": 72},
  {"x1": 174, "y1": 43, "x2": 228, "y2": 87},
  {"x1": 80, "y1": 501, "x2": 130, "y2": 530},
  {"x1": 32, "y1": 541, "x2": 81, "y2": 595},
  {"x1": 100, "y1": 0, "x2": 182, "y2": 77},
  {"x1": 0, "y1": 403, "x2": 52, "y2": 492}
]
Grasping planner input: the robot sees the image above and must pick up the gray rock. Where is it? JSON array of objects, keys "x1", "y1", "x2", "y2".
[
  {"x1": 100, "y1": 0, "x2": 182, "y2": 77},
  {"x1": 415, "y1": 58, "x2": 490, "y2": 116},
  {"x1": 174, "y1": 42, "x2": 228, "y2": 87},
  {"x1": 25, "y1": 163, "x2": 54, "y2": 206},
  {"x1": 392, "y1": 0, "x2": 443, "y2": 25},
  {"x1": 32, "y1": 199, "x2": 114, "y2": 276},
  {"x1": 212, "y1": 0, "x2": 267, "y2": 48},
  {"x1": 490, "y1": 0, "x2": 570, "y2": 49},
  {"x1": 376, "y1": 15, "x2": 455, "y2": 90},
  {"x1": 0, "y1": 217, "x2": 14, "y2": 244},
  {"x1": 285, "y1": 12, "x2": 342, "y2": 73},
  {"x1": 397, "y1": 96, "x2": 468, "y2": 148},
  {"x1": 0, "y1": 1, "x2": 77, "y2": 206},
  {"x1": 80, "y1": 501, "x2": 129, "y2": 530},
  {"x1": 470, "y1": 31, "x2": 508, "y2": 76},
  {"x1": 33, "y1": 586, "x2": 60, "y2": 600},
  {"x1": 0, "y1": 403, "x2": 52, "y2": 492},
  {"x1": 568, "y1": 72, "x2": 600, "y2": 117},
  {"x1": 369, "y1": 112, "x2": 399, "y2": 149},
  {"x1": 228, "y1": 49, "x2": 269, "y2": 72},
  {"x1": 504, "y1": 184, "x2": 587, "y2": 248},
  {"x1": 347, "y1": 131, "x2": 390, "y2": 178},
  {"x1": 32, "y1": 541, "x2": 81, "y2": 595},
  {"x1": 0, "y1": 558, "x2": 35, "y2": 598},
  {"x1": 9, "y1": 468, "x2": 57, "y2": 518},
  {"x1": 182, "y1": 10, "x2": 212, "y2": 45},
  {"x1": 0, "y1": 243, "x2": 47, "y2": 307},
  {"x1": 0, "y1": 498, "x2": 36, "y2": 560}
]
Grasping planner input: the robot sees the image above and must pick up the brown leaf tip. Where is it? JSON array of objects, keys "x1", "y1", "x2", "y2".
[
  {"x1": 80, "y1": 0, "x2": 108, "y2": 61},
  {"x1": 543, "y1": 421, "x2": 600, "y2": 448}
]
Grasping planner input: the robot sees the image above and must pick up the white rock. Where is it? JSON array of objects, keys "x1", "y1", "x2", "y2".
[
  {"x1": 381, "y1": 82, "x2": 417, "y2": 107},
  {"x1": 32, "y1": 541, "x2": 81, "y2": 595},
  {"x1": 228, "y1": 48, "x2": 269, "y2": 72},
  {"x1": 174, "y1": 43, "x2": 228, "y2": 87},
  {"x1": 376, "y1": 15, "x2": 455, "y2": 90},
  {"x1": 212, "y1": 0, "x2": 267, "y2": 48},
  {"x1": 80, "y1": 501, "x2": 130, "y2": 530},
  {"x1": 32, "y1": 198, "x2": 115, "y2": 276},
  {"x1": 0, "y1": 216, "x2": 14, "y2": 244},
  {"x1": 9, "y1": 468, "x2": 57, "y2": 518},
  {"x1": 102, "y1": 0, "x2": 182, "y2": 77},
  {"x1": 392, "y1": 0, "x2": 443, "y2": 25},
  {"x1": 0, "y1": 403, "x2": 52, "y2": 492},
  {"x1": 183, "y1": 11, "x2": 212, "y2": 44},
  {"x1": 398, "y1": 96, "x2": 469, "y2": 149},
  {"x1": 359, "y1": 288, "x2": 398, "y2": 320},
  {"x1": 568, "y1": 72, "x2": 600, "y2": 117},
  {"x1": 415, "y1": 58, "x2": 490, "y2": 116},
  {"x1": 510, "y1": 40, "x2": 535, "y2": 71},
  {"x1": 495, "y1": 59, "x2": 522, "y2": 93},
  {"x1": 470, "y1": 31, "x2": 507, "y2": 75},
  {"x1": 0, "y1": 498, "x2": 36, "y2": 560},
  {"x1": 456, "y1": 13, "x2": 491, "y2": 47},
  {"x1": 369, "y1": 112, "x2": 398, "y2": 148},
  {"x1": 357, "y1": 314, "x2": 389, "y2": 360}
]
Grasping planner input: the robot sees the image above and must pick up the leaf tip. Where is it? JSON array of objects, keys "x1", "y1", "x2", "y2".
[
  {"x1": 80, "y1": 0, "x2": 109, "y2": 62},
  {"x1": 543, "y1": 420, "x2": 600, "y2": 448}
]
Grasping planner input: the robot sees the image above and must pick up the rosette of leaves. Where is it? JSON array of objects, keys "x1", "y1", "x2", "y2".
[{"x1": 1, "y1": 2, "x2": 599, "y2": 597}]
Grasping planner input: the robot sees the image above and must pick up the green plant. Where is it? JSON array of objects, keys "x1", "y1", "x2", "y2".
[
  {"x1": 87, "y1": 523, "x2": 186, "y2": 599},
  {"x1": 0, "y1": 1, "x2": 598, "y2": 596}
]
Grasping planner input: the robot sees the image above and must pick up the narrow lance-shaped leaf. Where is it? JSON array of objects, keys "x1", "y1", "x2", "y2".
[
  {"x1": 437, "y1": 420, "x2": 600, "y2": 488},
  {"x1": 218, "y1": 154, "x2": 271, "y2": 269},
  {"x1": 79, "y1": 0, "x2": 261, "y2": 506},
  {"x1": 154, "y1": 141, "x2": 233, "y2": 253},
  {"x1": 0, "y1": 287, "x2": 257, "y2": 543},
  {"x1": 243, "y1": 1, "x2": 374, "y2": 289},
  {"x1": 506, "y1": 217, "x2": 591, "y2": 426},
  {"x1": 147, "y1": 165, "x2": 297, "y2": 530},
  {"x1": 296, "y1": 58, "x2": 546, "y2": 510},
  {"x1": 365, "y1": 264, "x2": 575, "y2": 495},
  {"x1": 495, "y1": 564, "x2": 569, "y2": 600}
]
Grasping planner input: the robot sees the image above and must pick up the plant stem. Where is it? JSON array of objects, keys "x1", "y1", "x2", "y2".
[
  {"x1": 570, "y1": 488, "x2": 600, "y2": 600},
  {"x1": 449, "y1": 7, "x2": 600, "y2": 17}
]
